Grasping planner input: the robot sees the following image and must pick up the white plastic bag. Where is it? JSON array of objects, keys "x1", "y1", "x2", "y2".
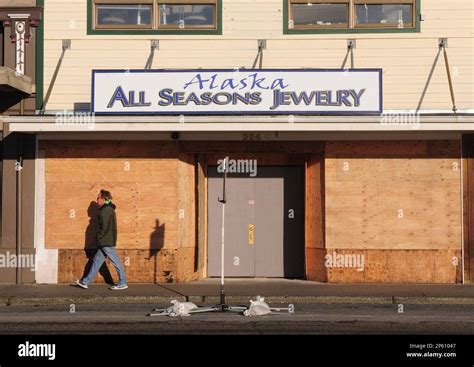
[
  {"x1": 166, "y1": 300, "x2": 198, "y2": 317},
  {"x1": 243, "y1": 296, "x2": 272, "y2": 317}
]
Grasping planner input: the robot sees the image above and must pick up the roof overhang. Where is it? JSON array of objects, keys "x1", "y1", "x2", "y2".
[{"x1": 3, "y1": 114, "x2": 474, "y2": 134}]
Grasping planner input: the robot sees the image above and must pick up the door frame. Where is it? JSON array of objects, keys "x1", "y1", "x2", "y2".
[{"x1": 201, "y1": 153, "x2": 307, "y2": 279}]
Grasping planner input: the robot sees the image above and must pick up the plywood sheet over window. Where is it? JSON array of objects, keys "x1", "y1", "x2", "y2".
[
  {"x1": 325, "y1": 140, "x2": 462, "y2": 250},
  {"x1": 42, "y1": 141, "x2": 184, "y2": 251}
]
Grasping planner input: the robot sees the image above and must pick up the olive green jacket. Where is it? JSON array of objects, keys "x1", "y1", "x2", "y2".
[{"x1": 96, "y1": 203, "x2": 117, "y2": 248}]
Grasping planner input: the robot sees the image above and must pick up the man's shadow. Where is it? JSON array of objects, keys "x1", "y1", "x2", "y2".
[
  {"x1": 149, "y1": 219, "x2": 165, "y2": 283},
  {"x1": 82, "y1": 201, "x2": 114, "y2": 285}
]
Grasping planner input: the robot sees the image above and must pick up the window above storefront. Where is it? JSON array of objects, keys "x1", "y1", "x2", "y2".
[
  {"x1": 96, "y1": 3, "x2": 153, "y2": 28},
  {"x1": 284, "y1": 0, "x2": 421, "y2": 34},
  {"x1": 88, "y1": 0, "x2": 222, "y2": 35}
]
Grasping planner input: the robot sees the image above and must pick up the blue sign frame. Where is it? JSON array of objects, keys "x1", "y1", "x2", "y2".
[{"x1": 91, "y1": 68, "x2": 383, "y2": 116}]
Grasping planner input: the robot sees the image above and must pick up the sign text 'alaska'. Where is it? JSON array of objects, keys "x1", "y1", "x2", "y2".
[{"x1": 92, "y1": 69, "x2": 382, "y2": 115}]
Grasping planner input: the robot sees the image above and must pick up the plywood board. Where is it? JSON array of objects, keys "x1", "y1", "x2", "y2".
[
  {"x1": 305, "y1": 154, "x2": 325, "y2": 249},
  {"x1": 320, "y1": 249, "x2": 461, "y2": 283},
  {"x1": 325, "y1": 141, "x2": 462, "y2": 251},
  {"x1": 44, "y1": 142, "x2": 181, "y2": 251},
  {"x1": 57, "y1": 249, "x2": 178, "y2": 283}
]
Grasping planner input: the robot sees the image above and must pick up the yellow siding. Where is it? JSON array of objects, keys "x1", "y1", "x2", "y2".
[{"x1": 43, "y1": 0, "x2": 474, "y2": 111}]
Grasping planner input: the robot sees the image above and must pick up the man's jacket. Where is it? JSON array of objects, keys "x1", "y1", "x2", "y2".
[{"x1": 96, "y1": 202, "x2": 117, "y2": 248}]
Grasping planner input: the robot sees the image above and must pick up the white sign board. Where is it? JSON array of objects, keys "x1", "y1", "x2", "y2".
[{"x1": 92, "y1": 69, "x2": 382, "y2": 115}]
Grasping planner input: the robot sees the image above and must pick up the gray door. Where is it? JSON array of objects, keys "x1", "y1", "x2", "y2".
[
  {"x1": 208, "y1": 172, "x2": 255, "y2": 277},
  {"x1": 208, "y1": 166, "x2": 304, "y2": 278}
]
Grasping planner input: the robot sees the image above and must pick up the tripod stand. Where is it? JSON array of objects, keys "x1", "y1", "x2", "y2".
[{"x1": 148, "y1": 158, "x2": 294, "y2": 317}]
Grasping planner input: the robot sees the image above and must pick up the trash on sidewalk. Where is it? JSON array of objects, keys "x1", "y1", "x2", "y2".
[
  {"x1": 243, "y1": 296, "x2": 272, "y2": 316},
  {"x1": 147, "y1": 296, "x2": 295, "y2": 317},
  {"x1": 148, "y1": 300, "x2": 199, "y2": 317}
]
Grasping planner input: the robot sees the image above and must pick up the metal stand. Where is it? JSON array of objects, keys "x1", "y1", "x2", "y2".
[
  {"x1": 148, "y1": 304, "x2": 294, "y2": 317},
  {"x1": 148, "y1": 157, "x2": 294, "y2": 317},
  {"x1": 217, "y1": 157, "x2": 228, "y2": 311}
]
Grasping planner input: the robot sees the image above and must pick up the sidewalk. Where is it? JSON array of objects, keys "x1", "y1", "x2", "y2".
[{"x1": 1, "y1": 279, "x2": 474, "y2": 306}]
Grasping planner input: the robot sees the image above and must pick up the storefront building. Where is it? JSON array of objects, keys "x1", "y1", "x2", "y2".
[{"x1": 1, "y1": 0, "x2": 474, "y2": 284}]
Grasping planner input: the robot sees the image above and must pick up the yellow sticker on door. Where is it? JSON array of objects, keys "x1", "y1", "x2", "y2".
[{"x1": 248, "y1": 224, "x2": 255, "y2": 245}]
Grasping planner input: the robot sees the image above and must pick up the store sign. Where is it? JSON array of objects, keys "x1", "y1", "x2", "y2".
[{"x1": 92, "y1": 69, "x2": 382, "y2": 115}]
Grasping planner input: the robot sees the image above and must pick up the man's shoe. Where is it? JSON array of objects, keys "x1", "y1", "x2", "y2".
[
  {"x1": 110, "y1": 284, "x2": 128, "y2": 290},
  {"x1": 75, "y1": 279, "x2": 88, "y2": 289}
]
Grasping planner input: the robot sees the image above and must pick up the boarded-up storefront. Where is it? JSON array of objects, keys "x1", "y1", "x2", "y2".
[
  {"x1": 41, "y1": 141, "x2": 198, "y2": 283},
  {"x1": 36, "y1": 139, "x2": 463, "y2": 283}
]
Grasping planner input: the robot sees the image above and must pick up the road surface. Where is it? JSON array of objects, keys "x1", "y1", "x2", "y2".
[{"x1": 1, "y1": 302, "x2": 473, "y2": 334}]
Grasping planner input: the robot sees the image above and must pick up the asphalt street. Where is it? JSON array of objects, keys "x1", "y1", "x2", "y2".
[{"x1": 1, "y1": 302, "x2": 473, "y2": 335}]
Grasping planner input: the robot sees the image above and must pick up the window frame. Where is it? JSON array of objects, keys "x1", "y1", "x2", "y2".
[
  {"x1": 353, "y1": 0, "x2": 415, "y2": 29},
  {"x1": 156, "y1": 1, "x2": 218, "y2": 30},
  {"x1": 289, "y1": 0, "x2": 351, "y2": 30},
  {"x1": 87, "y1": 0, "x2": 222, "y2": 35},
  {"x1": 94, "y1": 2, "x2": 154, "y2": 30},
  {"x1": 284, "y1": 0, "x2": 421, "y2": 34}
]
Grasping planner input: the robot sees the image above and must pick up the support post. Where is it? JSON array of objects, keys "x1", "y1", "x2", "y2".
[
  {"x1": 40, "y1": 39, "x2": 70, "y2": 114},
  {"x1": 252, "y1": 40, "x2": 266, "y2": 69},
  {"x1": 439, "y1": 38, "x2": 457, "y2": 114}
]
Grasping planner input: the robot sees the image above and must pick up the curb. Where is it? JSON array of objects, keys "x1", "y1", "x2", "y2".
[{"x1": 2, "y1": 295, "x2": 474, "y2": 306}]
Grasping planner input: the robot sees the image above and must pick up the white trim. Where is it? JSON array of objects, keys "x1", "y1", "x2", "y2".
[
  {"x1": 14, "y1": 21, "x2": 26, "y2": 75},
  {"x1": 384, "y1": 109, "x2": 474, "y2": 115},
  {"x1": 34, "y1": 144, "x2": 58, "y2": 284},
  {"x1": 7, "y1": 14, "x2": 31, "y2": 19},
  {"x1": 8, "y1": 122, "x2": 474, "y2": 133},
  {"x1": 4, "y1": 113, "x2": 474, "y2": 133},
  {"x1": 3, "y1": 114, "x2": 474, "y2": 125},
  {"x1": 43, "y1": 109, "x2": 474, "y2": 116}
]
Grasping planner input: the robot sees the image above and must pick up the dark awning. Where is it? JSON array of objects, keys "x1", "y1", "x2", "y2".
[{"x1": 0, "y1": 66, "x2": 32, "y2": 112}]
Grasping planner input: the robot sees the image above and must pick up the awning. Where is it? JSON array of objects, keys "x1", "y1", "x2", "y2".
[
  {"x1": 0, "y1": 67, "x2": 33, "y2": 113},
  {"x1": 3, "y1": 114, "x2": 474, "y2": 133}
]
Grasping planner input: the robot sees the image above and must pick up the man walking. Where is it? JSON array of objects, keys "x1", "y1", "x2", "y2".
[{"x1": 75, "y1": 190, "x2": 128, "y2": 290}]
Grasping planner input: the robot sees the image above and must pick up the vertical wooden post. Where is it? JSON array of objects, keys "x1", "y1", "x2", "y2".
[
  {"x1": 176, "y1": 152, "x2": 198, "y2": 282},
  {"x1": 305, "y1": 150, "x2": 326, "y2": 281},
  {"x1": 197, "y1": 154, "x2": 208, "y2": 278},
  {"x1": 463, "y1": 134, "x2": 474, "y2": 283}
]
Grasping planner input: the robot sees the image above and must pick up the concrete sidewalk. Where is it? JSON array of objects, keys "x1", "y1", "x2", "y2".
[{"x1": 1, "y1": 279, "x2": 474, "y2": 306}]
